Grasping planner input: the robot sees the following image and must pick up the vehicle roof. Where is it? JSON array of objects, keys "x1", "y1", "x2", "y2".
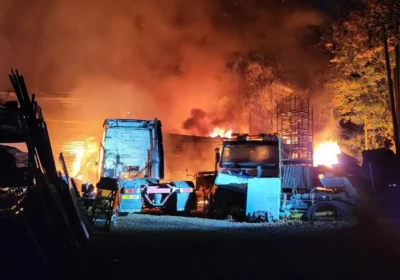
[
  {"x1": 223, "y1": 140, "x2": 279, "y2": 146},
  {"x1": 103, "y1": 118, "x2": 160, "y2": 129}
]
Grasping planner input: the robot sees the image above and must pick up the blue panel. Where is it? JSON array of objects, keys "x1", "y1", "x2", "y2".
[
  {"x1": 173, "y1": 181, "x2": 197, "y2": 211},
  {"x1": 246, "y1": 178, "x2": 281, "y2": 221},
  {"x1": 119, "y1": 180, "x2": 142, "y2": 213},
  {"x1": 119, "y1": 195, "x2": 142, "y2": 213}
]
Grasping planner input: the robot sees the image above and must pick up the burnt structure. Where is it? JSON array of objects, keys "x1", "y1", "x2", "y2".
[{"x1": 163, "y1": 134, "x2": 222, "y2": 181}]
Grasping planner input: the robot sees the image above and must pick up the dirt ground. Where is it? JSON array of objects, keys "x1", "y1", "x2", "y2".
[{"x1": 64, "y1": 214, "x2": 400, "y2": 280}]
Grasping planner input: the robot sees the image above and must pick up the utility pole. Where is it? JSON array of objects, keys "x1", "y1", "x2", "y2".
[{"x1": 383, "y1": 25, "x2": 400, "y2": 154}]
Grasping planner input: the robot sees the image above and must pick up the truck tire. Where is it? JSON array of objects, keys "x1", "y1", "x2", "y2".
[{"x1": 306, "y1": 201, "x2": 353, "y2": 221}]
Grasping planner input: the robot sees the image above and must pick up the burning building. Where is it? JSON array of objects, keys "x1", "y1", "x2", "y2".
[
  {"x1": 1, "y1": 91, "x2": 103, "y2": 182},
  {"x1": 0, "y1": 91, "x2": 224, "y2": 184},
  {"x1": 0, "y1": 89, "x2": 343, "y2": 186}
]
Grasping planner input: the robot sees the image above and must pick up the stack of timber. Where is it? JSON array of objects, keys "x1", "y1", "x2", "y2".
[{"x1": 0, "y1": 70, "x2": 91, "y2": 278}]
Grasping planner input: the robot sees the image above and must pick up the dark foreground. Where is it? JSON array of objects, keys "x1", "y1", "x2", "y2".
[
  {"x1": 6, "y1": 214, "x2": 400, "y2": 280},
  {"x1": 83, "y1": 215, "x2": 400, "y2": 280}
]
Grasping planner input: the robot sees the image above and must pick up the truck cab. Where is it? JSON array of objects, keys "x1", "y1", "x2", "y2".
[
  {"x1": 98, "y1": 119, "x2": 197, "y2": 214},
  {"x1": 214, "y1": 134, "x2": 280, "y2": 193},
  {"x1": 211, "y1": 134, "x2": 282, "y2": 220}
]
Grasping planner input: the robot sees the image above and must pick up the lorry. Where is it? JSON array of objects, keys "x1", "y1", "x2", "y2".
[
  {"x1": 207, "y1": 133, "x2": 360, "y2": 222},
  {"x1": 97, "y1": 119, "x2": 197, "y2": 214}
]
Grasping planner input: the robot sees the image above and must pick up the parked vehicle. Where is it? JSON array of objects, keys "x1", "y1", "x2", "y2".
[{"x1": 97, "y1": 119, "x2": 197, "y2": 214}]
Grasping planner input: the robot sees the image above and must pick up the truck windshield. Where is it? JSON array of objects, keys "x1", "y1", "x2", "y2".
[{"x1": 221, "y1": 144, "x2": 278, "y2": 167}]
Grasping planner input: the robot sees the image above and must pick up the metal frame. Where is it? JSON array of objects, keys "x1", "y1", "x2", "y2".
[
  {"x1": 277, "y1": 97, "x2": 313, "y2": 188},
  {"x1": 119, "y1": 181, "x2": 195, "y2": 212},
  {"x1": 277, "y1": 97, "x2": 313, "y2": 165}
]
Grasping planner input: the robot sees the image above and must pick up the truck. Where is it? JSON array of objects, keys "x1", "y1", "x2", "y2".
[
  {"x1": 97, "y1": 119, "x2": 197, "y2": 214},
  {"x1": 207, "y1": 133, "x2": 360, "y2": 222}
]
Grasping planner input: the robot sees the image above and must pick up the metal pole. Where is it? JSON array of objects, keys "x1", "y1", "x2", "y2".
[
  {"x1": 383, "y1": 25, "x2": 400, "y2": 154},
  {"x1": 151, "y1": 118, "x2": 160, "y2": 179},
  {"x1": 278, "y1": 137, "x2": 282, "y2": 180}
]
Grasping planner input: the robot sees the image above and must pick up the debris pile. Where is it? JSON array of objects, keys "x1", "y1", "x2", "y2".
[{"x1": 0, "y1": 70, "x2": 92, "y2": 278}]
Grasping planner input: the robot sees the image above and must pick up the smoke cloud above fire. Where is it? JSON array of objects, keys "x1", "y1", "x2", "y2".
[{"x1": 0, "y1": 0, "x2": 326, "y2": 135}]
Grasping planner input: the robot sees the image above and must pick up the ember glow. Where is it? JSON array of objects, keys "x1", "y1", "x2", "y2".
[
  {"x1": 313, "y1": 141, "x2": 341, "y2": 168},
  {"x1": 209, "y1": 128, "x2": 233, "y2": 138}
]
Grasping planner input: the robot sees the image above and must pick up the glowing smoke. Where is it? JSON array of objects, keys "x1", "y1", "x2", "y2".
[{"x1": 0, "y1": 0, "x2": 326, "y2": 134}]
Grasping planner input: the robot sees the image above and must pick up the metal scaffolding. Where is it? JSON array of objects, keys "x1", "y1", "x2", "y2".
[{"x1": 277, "y1": 96, "x2": 313, "y2": 165}]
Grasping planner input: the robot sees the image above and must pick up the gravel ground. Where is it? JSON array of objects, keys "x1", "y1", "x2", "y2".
[
  {"x1": 111, "y1": 212, "x2": 356, "y2": 236},
  {"x1": 67, "y1": 213, "x2": 400, "y2": 280}
]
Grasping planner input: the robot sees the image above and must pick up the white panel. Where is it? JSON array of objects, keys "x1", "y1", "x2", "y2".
[
  {"x1": 214, "y1": 173, "x2": 248, "y2": 193},
  {"x1": 246, "y1": 178, "x2": 281, "y2": 221},
  {"x1": 215, "y1": 172, "x2": 248, "y2": 186}
]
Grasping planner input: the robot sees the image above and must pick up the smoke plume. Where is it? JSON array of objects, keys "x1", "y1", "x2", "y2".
[{"x1": 0, "y1": 0, "x2": 327, "y2": 135}]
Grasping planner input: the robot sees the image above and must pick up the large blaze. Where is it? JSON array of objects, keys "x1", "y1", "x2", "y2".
[
  {"x1": 313, "y1": 141, "x2": 341, "y2": 168},
  {"x1": 209, "y1": 127, "x2": 233, "y2": 138}
]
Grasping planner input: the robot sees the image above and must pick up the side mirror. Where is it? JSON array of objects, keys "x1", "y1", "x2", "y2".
[{"x1": 215, "y1": 147, "x2": 220, "y2": 164}]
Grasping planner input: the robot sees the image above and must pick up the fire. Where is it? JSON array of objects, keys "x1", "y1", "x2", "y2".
[
  {"x1": 62, "y1": 141, "x2": 85, "y2": 177},
  {"x1": 61, "y1": 137, "x2": 99, "y2": 183},
  {"x1": 313, "y1": 141, "x2": 341, "y2": 168},
  {"x1": 209, "y1": 127, "x2": 233, "y2": 138}
]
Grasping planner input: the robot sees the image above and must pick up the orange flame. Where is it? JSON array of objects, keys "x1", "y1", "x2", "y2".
[
  {"x1": 209, "y1": 127, "x2": 233, "y2": 138},
  {"x1": 61, "y1": 138, "x2": 99, "y2": 183},
  {"x1": 313, "y1": 141, "x2": 341, "y2": 168},
  {"x1": 62, "y1": 141, "x2": 85, "y2": 177}
]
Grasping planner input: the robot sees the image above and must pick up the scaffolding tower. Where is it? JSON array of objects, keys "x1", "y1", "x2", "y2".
[{"x1": 277, "y1": 96, "x2": 313, "y2": 166}]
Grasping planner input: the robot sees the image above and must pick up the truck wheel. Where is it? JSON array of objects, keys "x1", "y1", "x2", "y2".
[
  {"x1": 307, "y1": 201, "x2": 352, "y2": 221},
  {"x1": 246, "y1": 211, "x2": 268, "y2": 223}
]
